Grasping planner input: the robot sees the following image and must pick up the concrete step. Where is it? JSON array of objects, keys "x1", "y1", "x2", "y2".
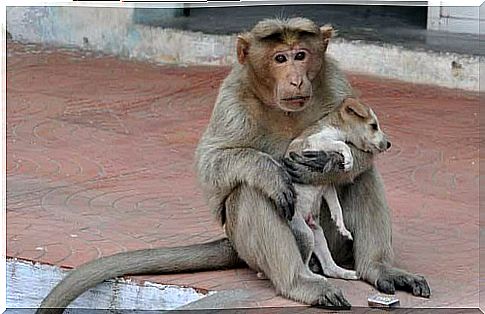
[
  {"x1": 7, "y1": 259, "x2": 209, "y2": 310},
  {"x1": 6, "y1": 6, "x2": 484, "y2": 91}
]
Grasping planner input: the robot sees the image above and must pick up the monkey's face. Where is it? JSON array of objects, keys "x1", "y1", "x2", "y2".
[
  {"x1": 269, "y1": 45, "x2": 322, "y2": 112},
  {"x1": 340, "y1": 99, "x2": 391, "y2": 154},
  {"x1": 236, "y1": 18, "x2": 329, "y2": 113}
]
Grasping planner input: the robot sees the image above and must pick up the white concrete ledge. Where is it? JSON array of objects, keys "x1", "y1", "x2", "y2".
[
  {"x1": 7, "y1": 6, "x2": 484, "y2": 91},
  {"x1": 7, "y1": 259, "x2": 209, "y2": 310}
]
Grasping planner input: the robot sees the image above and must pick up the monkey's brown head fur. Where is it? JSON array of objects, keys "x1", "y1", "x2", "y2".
[{"x1": 237, "y1": 18, "x2": 334, "y2": 112}]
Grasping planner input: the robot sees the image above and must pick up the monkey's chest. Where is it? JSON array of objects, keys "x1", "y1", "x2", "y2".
[
  {"x1": 258, "y1": 125, "x2": 306, "y2": 157},
  {"x1": 258, "y1": 134, "x2": 293, "y2": 158}
]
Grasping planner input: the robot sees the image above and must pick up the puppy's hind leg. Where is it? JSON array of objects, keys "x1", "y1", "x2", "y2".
[
  {"x1": 322, "y1": 185, "x2": 353, "y2": 241},
  {"x1": 313, "y1": 225, "x2": 358, "y2": 280},
  {"x1": 289, "y1": 211, "x2": 315, "y2": 265},
  {"x1": 337, "y1": 168, "x2": 430, "y2": 297}
]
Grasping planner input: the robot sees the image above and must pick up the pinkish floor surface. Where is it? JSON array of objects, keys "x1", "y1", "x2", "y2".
[{"x1": 6, "y1": 42, "x2": 481, "y2": 309}]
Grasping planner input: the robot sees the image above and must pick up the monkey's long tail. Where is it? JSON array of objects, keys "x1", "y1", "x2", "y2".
[{"x1": 36, "y1": 238, "x2": 241, "y2": 314}]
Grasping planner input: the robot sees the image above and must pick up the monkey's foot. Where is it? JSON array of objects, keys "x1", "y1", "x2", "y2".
[
  {"x1": 285, "y1": 274, "x2": 351, "y2": 309},
  {"x1": 312, "y1": 285, "x2": 351, "y2": 309},
  {"x1": 375, "y1": 268, "x2": 431, "y2": 298}
]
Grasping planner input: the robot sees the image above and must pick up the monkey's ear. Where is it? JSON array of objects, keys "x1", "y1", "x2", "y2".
[
  {"x1": 320, "y1": 24, "x2": 335, "y2": 52},
  {"x1": 236, "y1": 34, "x2": 250, "y2": 65},
  {"x1": 341, "y1": 98, "x2": 369, "y2": 119}
]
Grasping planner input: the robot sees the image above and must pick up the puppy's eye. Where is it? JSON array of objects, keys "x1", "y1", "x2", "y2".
[
  {"x1": 275, "y1": 54, "x2": 287, "y2": 63},
  {"x1": 295, "y1": 51, "x2": 306, "y2": 61},
  {"x1": 370, "y1": 123, "x2": 378, "y2": 131}
]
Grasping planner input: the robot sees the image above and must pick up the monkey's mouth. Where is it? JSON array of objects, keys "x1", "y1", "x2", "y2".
[
  {"x1": 281, "y1": 96, "x2": 310, "y2": 102},
  {"x1": 280, "y1": 96, "x2": 311, "y2": 108}
]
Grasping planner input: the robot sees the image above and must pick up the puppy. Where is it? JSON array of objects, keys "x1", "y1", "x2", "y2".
[{"x1": 286, "y1": 98, "x2": 391, "y2": 280}]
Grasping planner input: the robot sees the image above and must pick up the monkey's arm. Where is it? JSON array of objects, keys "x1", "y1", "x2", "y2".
[
  {"x1": 283, "y1": 145, "x2": 373, "y2": 186},
  {"x1": 197, "y1": 145, "x2": 295, "y2": 220}
]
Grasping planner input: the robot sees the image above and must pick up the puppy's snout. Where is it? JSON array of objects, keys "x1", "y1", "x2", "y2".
[{"x1": 379, "y1": 139, "x2": 391, "y2": 152}]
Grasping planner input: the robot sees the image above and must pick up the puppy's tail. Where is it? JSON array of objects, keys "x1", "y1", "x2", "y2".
[{"x1": 36, "y1": 238, "x2": 241, "y2": 314}]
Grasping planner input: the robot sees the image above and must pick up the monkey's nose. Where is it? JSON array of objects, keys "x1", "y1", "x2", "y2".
[
  {"x1": 386, "y1": 141, "x2": 392, "y2": 150},
  {"x1": 290, "y1": 77, "x2": 303, "y2": 88}
]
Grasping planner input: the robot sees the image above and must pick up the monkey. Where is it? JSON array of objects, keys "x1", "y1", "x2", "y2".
[
  {"x1": 283, "y1": 97, "x2": 391, "y2": 282},
  {"x1": 195, "y1": 18, "x2": 429, "y2": 305},
  {"x1": 36, "y1": 18, "x2": 430, "y2": 313}
]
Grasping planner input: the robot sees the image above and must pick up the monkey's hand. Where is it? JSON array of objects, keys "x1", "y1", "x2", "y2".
[
  {"x1": 284, "y1": 143, "x2": 375, "y2": 185},
  {"x1": 264, "y1": 161, "x2": 296, "y2": 221},
  {"x1": 196, "y1": 144, "x2": 296, "y2": 221},
  {"x1": 283, "y1": 151, "x2": 345, "y2": 185}
]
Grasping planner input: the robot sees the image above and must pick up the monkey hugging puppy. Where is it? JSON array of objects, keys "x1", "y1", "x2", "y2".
[
  {"x1": 284, "y1": 97, "x2": 391, "y2": 282},
  {"x1": 37, "y1": 18, "x2": 430, "y2": 313}
]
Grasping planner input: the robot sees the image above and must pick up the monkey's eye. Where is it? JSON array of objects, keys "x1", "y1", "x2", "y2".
[
  {"x1": 370, "y1": 123, "x2": 378, "y2": 131},
  {"x1": 295, "y1": 51, "x2": 306, "y2": 61},
  {"x1": 274, "y1": 54, "x2": 287, "y2": 63}
]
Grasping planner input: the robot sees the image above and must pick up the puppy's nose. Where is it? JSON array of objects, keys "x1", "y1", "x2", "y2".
[{"x1": 386, "y1": 141, "x2": 392, "y2": 150}]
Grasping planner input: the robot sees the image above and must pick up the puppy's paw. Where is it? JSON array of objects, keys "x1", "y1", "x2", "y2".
[
  {"x1": 256, "y1": 272, "x2": 267, "y2": 280},
  {"x1": 341, "y1": 148, "x2": 353, "y2": 172},
  {"x1": 343, "y1": 158, "x2": 353, "y2": 172},
  {"x1": 342, "y1": 270, "x2": 359, "y2": 280},
  {"x1": 337, "y1": 224, "x2": 353, "y2": 241}
]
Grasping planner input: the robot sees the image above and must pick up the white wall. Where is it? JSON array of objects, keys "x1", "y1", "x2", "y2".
[
  {"x1": 7, "y1": 6, "x2": 483, "y2": 91},
  {"x1": 428, "y1": 5, "x2": 485, "y2": 34}
]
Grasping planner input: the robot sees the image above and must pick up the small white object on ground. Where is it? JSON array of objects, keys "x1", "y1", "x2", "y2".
[{"x1": 368, "y1": 294, "x2": 400, "y2": 308}]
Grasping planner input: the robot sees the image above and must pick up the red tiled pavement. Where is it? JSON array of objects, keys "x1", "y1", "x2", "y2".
[{"x1": 6, "y1": 42, "x2": 480, "y2": 308}]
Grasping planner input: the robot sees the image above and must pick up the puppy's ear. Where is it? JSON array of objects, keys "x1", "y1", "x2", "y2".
[{"x1": 340, "y1": 98, "x2": 369, "y2": 119}]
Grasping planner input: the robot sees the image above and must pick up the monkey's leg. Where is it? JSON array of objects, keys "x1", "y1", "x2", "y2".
[
  {"x1": 225, "y1": 185, "x2": 351, "y2": 308},
  {"x1": 197, "y1": 146, "x2": 296, "y2": 220},
  {"x1": 321, "y1": 185, "x2": 353, "y2": 240},
  {"x1": 337, "y1": 167, "x2": 431, "y2": 297},
  {"x1": 312, "y1": 224, "x2": 358, "y2": 280}
]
